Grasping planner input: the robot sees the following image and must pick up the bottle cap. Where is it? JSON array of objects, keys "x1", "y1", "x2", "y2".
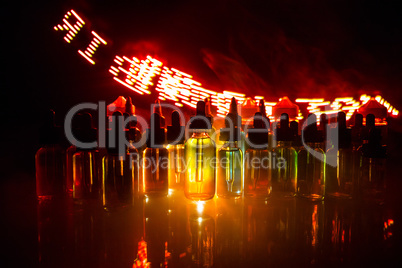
[
  {"x1": 76, "y1": 112, "x2": 97, "y2": 145},
  {"x1": 153, "y1": 100, "x2": 166, "y2": 128},
  {"x1": 146, "y1": 112, "x2": 166, "y2": 148},
  {"x1": 124, "y1": 112, "x2": 140, "y2": 143},
  {"x1": 107, "y1": 111, "x2": 125, "y2": 154},
  {"x1": 205, "y1": 97, "x2": 214, "y2": 125},
  {"x1": 219, "y1": 98, "x2": 242, "y2": 142},
  {"x1": 189, "y1": 101, "x2": 212, "y2": 129},
  {"x1": 39, "y1": 109, "x2": 62, "y2": 145},
  {"x1": 167, "y1": 110, "x2": 185, "y2": 144},
  {"x1": 247, "y1": 112, "x2": 269, "y2": 148},
  {"x1": 302, "y1": 113, "x2": 321, "y2": 143},
  {"x1": 276, "y1": 113, "x2": 293, "y2": 141},
  {"x1": 354, "y1": 113, "x2": 363, "y2": 127}
]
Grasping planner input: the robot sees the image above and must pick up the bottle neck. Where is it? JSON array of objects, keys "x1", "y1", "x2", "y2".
[
  {"x1": 277, "y1": 140, "x2": 292, "y2": 147},
  {"x1": 225, "y1": 141, "x2": 239, "y2": 148},
  {"x1": 191, "y1": 131, "x2": 210, "y2": 138}
]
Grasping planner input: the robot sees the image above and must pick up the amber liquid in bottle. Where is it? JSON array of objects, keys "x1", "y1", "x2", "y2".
[
  {"x1": 184, "y1": 131, "x2": 216, "y2": 200},
  {"x1": 143, "y1": 147, "x2": 169, "y2": 196},
  {"x1": 217, "y1": 141, "x2": 243, "y2": 198},
  {"x1": 168, "y1": 144, "x2": 185, "y2": 189}
]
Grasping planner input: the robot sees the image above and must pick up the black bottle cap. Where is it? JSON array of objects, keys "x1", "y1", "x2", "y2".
[
  {"x1": 167, "y1": 110, "x2": 185, "y2": 144},
  {"x1": 337, "y1": 111, "x2": 347, "y2": 129},
  {"x1": 354, "y1": 113, "x2": 363, "y2": 127},
  {"x1": 247, "y1": 112, "x2": 269, "y2": 148},
  {"x1": 124, "y1": 112, "x2": 140, "y2": 142},
  {"x1": 290, "y1": 121, "x2": 299, "y2": 137},
  {"x1": 153, "y1": 99, "x2": 166, "y2": 128},
  {"x1": 276, "y1": 113, "x2": 293, "y2": 141},
  {"x1": 219, "y1": 98, "x2": 242, "y2": 141},
  {"x1": 302, "y1": 113, "x2": 321, "y2": 143},
  {"x1": 39, "y1": 109, "x2": 62, "y2": 145},
  {"x1": 76, "y1": 112, "x2": 97, "y2": 146},
  {"x1": 146, "y1": 112, "x2": 166, "y2": 148},
  {"x1": 107, "y1": 111, "x2": 125, "y2": 154},
  {"x1": 189, "y1": 100, "x2": 212, "y2": 129},
  {"x1": 366, "y1": 114, "x2": 375, "y2": 128},
  {"x1": 205, "y1": 97, "x2": 214, "y2": 125},
  {"x1": 362, "y1": 128, "x2": 386, "y2": 158}
]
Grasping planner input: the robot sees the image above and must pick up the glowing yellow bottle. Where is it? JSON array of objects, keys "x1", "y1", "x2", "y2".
[{"x1": 184, "y1": 101, "x2": 216, "y2": 200}]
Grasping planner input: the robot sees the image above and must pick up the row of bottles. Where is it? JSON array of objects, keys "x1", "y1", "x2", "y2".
[{"x1": 36, "y1": 97, "x2": 387, "y2": 207}]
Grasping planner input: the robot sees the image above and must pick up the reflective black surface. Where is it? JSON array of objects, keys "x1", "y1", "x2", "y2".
[{"x1": 3, "y1": 167, "x2": 402, "y2": 268}]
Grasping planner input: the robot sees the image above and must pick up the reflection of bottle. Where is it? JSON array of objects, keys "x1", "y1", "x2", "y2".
[
  {"x1": 167, "y1": 110, "x2": 185, "y2": 190},
  {"x1": 144, "y1": 196, "x2": 170, "y2": 267},
  {"x1": 72, "y1": 112, "x2": 100, "y2": 204},
  {"x1": 189, "y1": 214, "x2": 215, "y2": 267},
  {"x1": 36, "y1": 110, "x2": 65, "y2": 199},
  {"x1": 185, "y1": 101, "x2": 216, "y2": 200},
  {"x1": 244, "y1": 112, "x2": 271, "y2": 198},
  {"x1": 272, "y1": 113, "x2": 297, "y2": 198},
  {"x1": 217, "y1": 99, "x2": 243, "y2": 199},
  {"x1": 102, "y1": 112, "x2": 137, "y2": 211},
  {"x1": 297, "y1": 114, "x2": 326, "y2": 201},
  {"x1": 215, "y1": 199, "x2": 243, "y2": 267},
  {"x1": 360, "y1": 116, "x2": 386, "y2": 203},
  {"x1": 143, "y1": 113, "x2": 169, "y2": 196}
]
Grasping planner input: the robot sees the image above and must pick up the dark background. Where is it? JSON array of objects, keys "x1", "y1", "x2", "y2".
[{"x1": 1, "y1": 1, "x2": 402, "y2": 265}]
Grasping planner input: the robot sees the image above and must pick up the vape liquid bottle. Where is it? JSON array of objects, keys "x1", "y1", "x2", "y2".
[
  {"x1": 217, "y1": 111, "x2": 243, "y2": 198},
  {"x1": 360, "y1": 115, "x2": 386, "y2": 203},
  {"x1": 72, "y1": 112, "x2": 100, "y2": 204},
  {"x1": 290, "y1": 120, "x2": 302, "y2": 151},
  {"x1": 244, "y1": 112, "x2": 271, "y2": 198},
  {"x1": 184, "y1": 100, "x2": 216, "y2": 200},
  {"x1": 35, "y1": 110, "x2": 64, "y2": 200},
  {"x1": 167, "y1": 110, "x2": 185, "y2": 189},
  {"x1": 326, "y1": 112, "x2": 358, "y2": 199},
  {"x1": 271, "y1": 113, "x2": 298, "y2": 198},
  {"x1": 124, "y1": 112, "x2": 141, "y2": 195},
  {"x1": 296, "y1": 114, "x2": 326, "y2": 201},
  {"x1": 143, "y1": 112, "x2": 169, "y2": 196},
  {"x1": 65, "y1": 113, "x2": 85, "y2": 195},
  {"x1": 102, "y1": 111, "x2": 137, "y2": 211}
]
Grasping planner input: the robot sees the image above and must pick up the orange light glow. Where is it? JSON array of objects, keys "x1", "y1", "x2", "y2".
[
  {"x1": 78, "y1": 50, "x2": 95, "y2": 64},
  {"x1": 295, "y1": 98, "x2": 324, "y2": 103}
]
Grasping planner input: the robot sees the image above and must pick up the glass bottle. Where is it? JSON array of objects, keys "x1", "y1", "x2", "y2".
[
  {"x1": 167, "y1": 110, "x2": 186, "y2": 190},
  {"x1": 102, "y1": 111, "x2": 138, "y2": 211},
  {"x1": 143, "y1": 112, "x2": 169, "y2": 196},
  {"x1": 297, "y1": 114, "x2": 326, "y2": 201},
  {"x1": 184, "y1": 100, "x2": 216, "y2": 201},
  {"x1": 35, "y1": 110, "x2": 64, "y2": 200},
  {"x1": 217, "y1": 129, "x2": 243, "y2": 198},
  {"x1": 244, "y1": 112, "x2": 271, "y2": 198},
  {"x1": 360, "y1": 116, "x2": 386, "y2": 203},
  {"x1": 72, "y1": 112, "x2": 100, "y2": 204},
  {"x1": 271, "y1": 113, "x2": 298, "y2": 199},
  {"x1": 326, "y1": 112, "x2": 359, "y2": 199}
]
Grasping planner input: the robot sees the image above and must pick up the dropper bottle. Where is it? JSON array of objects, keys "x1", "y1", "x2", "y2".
[
  {"x1": 102, "y1": 111, "x2": 136, "y2": 211},
  {"x1": 72, "y1": 112, "x2": 100, "y2": 204},
  {"x1": 244, "y1": 112, "x2": 271, "y2": 198},
  {"x1": 271, "y1": 113, "x2": 298, "y2": 198},
  {"x1": 217, "y1": 103, "x2": 243, "y2": 199},
  {"x1": 167, "y1": 110, "x2": 186, "y2": 189},
  {"x1": 65, "y1": 113, "x2": 82, "y2": 195},
  {"x1": 35, "y1": 110, "x2": 64, "y2": 200},
  {"x1": 296, "y1": 114, "x2": 326, "y2": 201},
  {"x1": 184, "y1": 100, "x2": 216, "y2": 200},
  {"x1": 360, "y1": 114, "x2": 386, "y2": 203},
  {"x1": 143, "y1": 112, "x2": 169, "y2": 196}
]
